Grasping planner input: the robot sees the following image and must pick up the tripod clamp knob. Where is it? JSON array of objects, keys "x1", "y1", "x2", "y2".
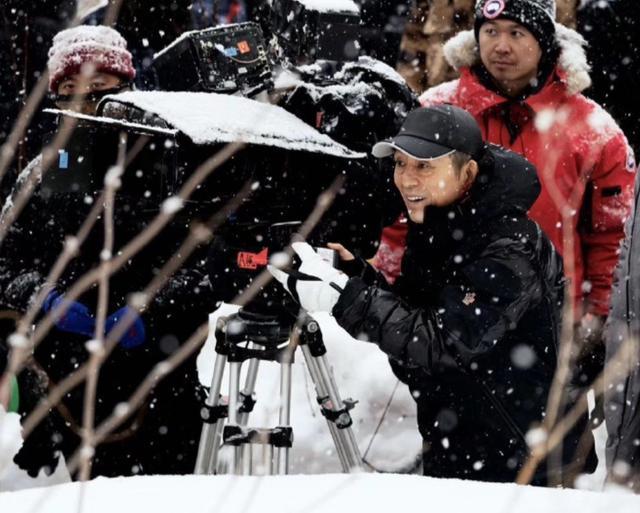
[
  {"x1": 200, "y1": 392, "x2": 257, "y2": 424},
  {"x1": 317, "y1": 396, "x2": 358, "y2": 429}
]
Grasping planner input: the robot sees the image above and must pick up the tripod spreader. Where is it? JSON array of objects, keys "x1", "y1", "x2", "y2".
[{"x1": 223, "y1": 425, "x2": 293, "y2": 448}]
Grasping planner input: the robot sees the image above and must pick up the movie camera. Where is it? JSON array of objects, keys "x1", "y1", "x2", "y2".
[{"x1": 149, "y1": 0, "x2": 363, "y2": 95}]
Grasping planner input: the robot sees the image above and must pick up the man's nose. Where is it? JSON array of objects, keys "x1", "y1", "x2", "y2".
[
  {"x1": 399, "y1": 170, "x2": 419, "y2": 189},
  {"x1": 494, "y1": 35, "x2": 512, "y2": 54}
]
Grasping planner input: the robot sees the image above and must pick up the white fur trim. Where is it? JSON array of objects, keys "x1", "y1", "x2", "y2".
[
  {"x1": 442, "y1": 24, "x2": 591, "y2": 95},
  {"x1": 555, "y1": 24, "x2": 592, "y2": 95}
]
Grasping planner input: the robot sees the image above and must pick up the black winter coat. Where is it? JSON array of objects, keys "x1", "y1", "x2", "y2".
[
  {"x1": 333, "y1": 146, "x2": 596, "y2": 484},
  {"x1": 0, "y1": 137, "x2": 213, "y2": 477},
  {"x1": 605, "y1": 170, "x2": 640, "y2": 491}
]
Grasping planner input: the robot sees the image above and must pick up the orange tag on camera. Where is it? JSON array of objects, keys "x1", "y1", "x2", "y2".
[{"x1": 237, "y1": 248, "x2": 268, "y2": 270}]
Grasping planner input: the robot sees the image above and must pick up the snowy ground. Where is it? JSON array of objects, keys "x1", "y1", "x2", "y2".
[
  {"x1": 1, "y1": 473, "x2": 639, "y2": 513},
  {"x1": 0, "y1": 307, "x2": 612, "y2": 500}
]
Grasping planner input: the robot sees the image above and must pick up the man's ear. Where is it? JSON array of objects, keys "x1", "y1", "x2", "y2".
[{"x1": 464, "y1": 160, "x2": 479, "y2": 186}]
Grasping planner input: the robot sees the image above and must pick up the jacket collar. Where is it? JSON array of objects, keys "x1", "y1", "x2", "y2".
[{"x1": 456, "y1": 67, "x2": 569, "y2": 118}]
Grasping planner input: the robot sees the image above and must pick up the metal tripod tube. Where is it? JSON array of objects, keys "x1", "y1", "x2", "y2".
[
  {"x1": 241, "y1": 443, "x2": 252, "y2": 475},
  {"x1": 238, "y1": 356, "x2": 260, "y2": 426},
  {"x1": 263, "y1": 444, "x2": 274, "y2": 475},
  {"x1": 315, "y1": 354, "x2": 362, "y2": 470},
  {"x1": 301, "y1": 346, "x2": 363, "y2": 472},
  {"x1": 301, "y1": 349, "x2": 348, "y2": 466},
  {"x1": 228, "y1": 361, "x2": 243, "y2": 474},
  {"x1": 194, "y1": 353, "x2": 228, "y2": 474},
  {"x1": 277, "y1": 361, "x2": 293, "y2": 474}
]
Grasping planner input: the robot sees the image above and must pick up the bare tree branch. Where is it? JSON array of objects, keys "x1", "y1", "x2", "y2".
[
  {"x1": 0, "y1": 140, "x2": 245, "y2": 411},
  {"x1": 78, "y1": 131, "x2": 127, "y2": 481},
  {"x1": 510, "y1": 126, "x2": 606, "y2": 486},
  {"x1": 516, "y1": 335, "x2": 638, "y2": 484},
  {"x1": 63, "y1": 176, "x2": 345, "y2": 474},
  {"x1": 0, "y1": 74, "x2": 50, "y2": 189},
  {"x1": 20, "y1": 179, "x2": 252, "y2": 438}
]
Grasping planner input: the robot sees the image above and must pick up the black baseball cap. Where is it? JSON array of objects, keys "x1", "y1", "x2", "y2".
[{"x1": 372, "y1": 104, "x2": 485, "y2": 161}]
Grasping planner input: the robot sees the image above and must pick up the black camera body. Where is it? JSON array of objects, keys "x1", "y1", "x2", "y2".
[
  {"x1": 151, "y1": 22, "x2": 273, "y2": 95},
  {"x1": 46, "y1": 109, "x2": 377, "y2": 319},
  {"x1": 270, "y1": 0, "x2": 361, "y2": 62},
  {"x1": 204, "y1": 146, "x2": 376, "y2": 320},
  {"x1": 39, "y1": 115, "x2": 180, "y2": 213}
]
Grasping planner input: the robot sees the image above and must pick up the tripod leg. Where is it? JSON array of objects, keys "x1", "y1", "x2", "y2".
[
  {"x1": 301, "y1": 346, "x2": 363, "y2": 472},
  {"x1": 315, "y1": 353, "x2": 363, "y2": 470},
  {"x1": 194, "y1": 352, "x2": 228, "y2": 474},
  {"x1": 241, "y1": 444, "x2": 252, "y2": 475},
  {"x1": 263, "y1": 444, "x2": 274, "y2": 475},
  {"x1": 276, "y1": 360, "x2": 293, "y2": 474},
  {"x1": 238, "y1": 355, "x2": 260, "y2": 426},
  {"x1": 228, "y1": 361, "x2": 244, "y2": 474},
  {"x1": 302, "y1": 351, "x2": 349, "y2": 466}
]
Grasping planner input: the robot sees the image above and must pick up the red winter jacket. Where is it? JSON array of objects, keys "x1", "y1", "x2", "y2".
[{"x1": 376, "y1": 27, "x2": 635, "y2": 316}]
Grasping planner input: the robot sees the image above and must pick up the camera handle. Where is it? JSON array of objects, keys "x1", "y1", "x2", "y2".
[{"x1": 194, "y1": 311, "x2": 363, "y2": 475}]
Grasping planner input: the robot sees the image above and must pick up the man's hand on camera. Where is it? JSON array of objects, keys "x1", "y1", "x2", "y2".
[
  {"x1": 268, "y1": 242, "x2": 348, "y2": 312},
  {"x1": 327, "y1": 242, "x2": 355, "y2": 262}
]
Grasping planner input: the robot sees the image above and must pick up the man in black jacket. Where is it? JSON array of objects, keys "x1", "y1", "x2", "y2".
[{"x1": 270, "y1": 104, "x2": 596, "y2": 484}]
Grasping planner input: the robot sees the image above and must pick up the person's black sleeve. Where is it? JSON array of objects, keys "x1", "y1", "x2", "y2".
[
  {"x1": 0, "y1": 157, "x2": 49, "y2": 313},
  {"x1": 339, "y1": 256, "x2": 391, "y2": 289},
  {"x1": 332, "y1": 237, "x2": 544, "y2": 374}
]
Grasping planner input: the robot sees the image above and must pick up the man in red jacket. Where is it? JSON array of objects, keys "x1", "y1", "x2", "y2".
[{"x1": 375, "y1": 0, "x2": 636, "y2": 393}]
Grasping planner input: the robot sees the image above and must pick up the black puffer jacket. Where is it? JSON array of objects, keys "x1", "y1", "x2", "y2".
[
  {"x1": 334, "y1": 145, "x2": 596, "y2": 484},
  {"x1": 0, "y1": 141, "x2": 214, "y2": 477}
]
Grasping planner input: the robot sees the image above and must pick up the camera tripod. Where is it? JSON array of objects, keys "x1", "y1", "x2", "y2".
[{"x1": 194, "y1": 310, "x2": 363, "y2": 475}]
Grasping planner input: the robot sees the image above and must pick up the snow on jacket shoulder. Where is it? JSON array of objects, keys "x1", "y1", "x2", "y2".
[{"x1": 377, "y1": 25, "x2": 635, "y2": 316}]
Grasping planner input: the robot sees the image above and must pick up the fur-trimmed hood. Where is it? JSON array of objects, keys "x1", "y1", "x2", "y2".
[{"x1": 442, "y1": 24, "x2": 591, "y2": 96}]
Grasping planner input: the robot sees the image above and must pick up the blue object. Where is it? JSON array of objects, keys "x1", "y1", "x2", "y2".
[
  {"x1": 106, "y1": 306, "x2": 147, "y2": 349},
  {"x1": 43, "y1": 291, "x2": 146, "y2": 348},
  {"x1": 58, "y1": 150, "x2": 69, "y2": 170},
  {"x1": 43, "y1": 290, "x2": 95, "y2": 338},
  {"x1": 223, "y1": 47, "x2": 239, "y2": 57}
]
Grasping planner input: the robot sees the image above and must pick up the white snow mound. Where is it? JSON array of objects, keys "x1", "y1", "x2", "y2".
[
  {"x1": 297, "y1": 0, "x2": 360, "y2": 14},
  {"x1": 1, "y1": 473, "x2": 640, "y2": 513},
  {"x1": 0, "y1": 406, "x2": 71, "y2": 492}
]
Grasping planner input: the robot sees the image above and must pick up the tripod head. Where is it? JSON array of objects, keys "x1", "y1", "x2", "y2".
[{"x1": 216, "y1": 310, "x2": 293, "y2": 364}]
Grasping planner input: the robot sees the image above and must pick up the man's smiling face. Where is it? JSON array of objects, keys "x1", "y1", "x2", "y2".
[{"x1": 393, "y1": 150, "x2": 471, "y2": 223}]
